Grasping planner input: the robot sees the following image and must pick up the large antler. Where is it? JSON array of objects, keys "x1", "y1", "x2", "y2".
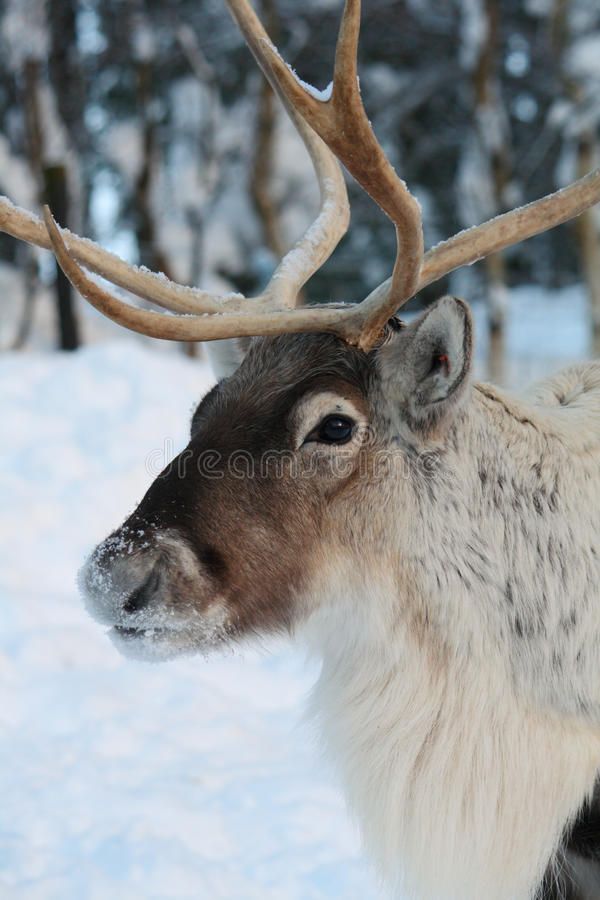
[
  {"x1": 0, "y1": 94, "x2": 349, "y2": 319},
  {"x1": 2, "y1": 0, "x2": 600, "y2": 351}
]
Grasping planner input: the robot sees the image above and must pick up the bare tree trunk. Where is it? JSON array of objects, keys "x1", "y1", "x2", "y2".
[
  {"x1": 249, "y1": 0, "x2": 286, "y2": 259},
  {"x1": 47, "y1": 0, "x2": 86, "y2": 154},
  {"x1": 552, "y1": 0, "x2": 600, "y2": 355},
  {"x1": 23, "y1": 58, "x2": 79, "y2": 351},
  {"x1": 44, "y1": 165, "x2": 79, "y2": 350},
  {"x1": 47, "y1": 0, "x2": 89, "y2": 234},
  {"x1": 133, "y1": 58, "x2": 173, "y2": 280},
  {"x1": 576, "y1": 137, "x2": 600, "y2": 353},
  {"x1": 472, "y1": 0, "x2": 511, "y2": 382},
  {"x1": 9, "y1": 244, "x2": 39, "y2": 351},
  {"x1": 485, "y1": 253, "x2": 507, "y2": 383},
  {"x1": 178, "y1": 25, "x2": 228, "y2": 364},
  {"x1": 130, "y1": 17, "x2": 199, "y2": 357}
]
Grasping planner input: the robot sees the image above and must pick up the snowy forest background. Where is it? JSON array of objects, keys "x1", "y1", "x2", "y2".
[
  {"x1": 1, "y1": 0, "x2": 600, "y2": 369},
  {"x1": 1, "y1": 1, "x2": 600, "y2": 898}
]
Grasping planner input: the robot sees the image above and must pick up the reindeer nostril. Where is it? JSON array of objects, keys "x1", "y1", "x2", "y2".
[
  {"x1": 197, "y1": 544, "x2": 227, "y2": 580},
  {"x1": 122, "y1": 563, "x2": 162, "y2": 615}
]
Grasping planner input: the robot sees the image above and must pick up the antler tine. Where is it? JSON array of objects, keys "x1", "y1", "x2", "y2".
[
  {"x1": 225, "y1": 0, "x2": 350, "y2": 308},
  {"x1": 5, "y1": 3, "x2": 600, "y2": 351},
  {"x1": 361, "y1": 167, "x2": 600, "y2": 311},
  {"x1": 0, "y1": 1, "x2": 350, "y2": 333},
  {"x1": 0, "y1": 196, "x2": 246, "y2": 315},
  {"x1": 43, "y1": 206, "x2": 354, "y2": 341},
  {"x1": 258, "y1": 111, "x2": 350, "y2": 308},
  {"x1": 330, "y1": 0, "x2": 423, "y2": 344},
  {"x1": 230, "y1": 0, "x2": 424, "y2": 347},
  {"x1": 1, "y1": 111, "x2": 347, "y2": 317}
]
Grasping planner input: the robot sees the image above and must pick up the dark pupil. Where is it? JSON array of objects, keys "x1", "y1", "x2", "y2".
[{"x1": 318, "y1": 415, "x2": 353, "y2": 444}]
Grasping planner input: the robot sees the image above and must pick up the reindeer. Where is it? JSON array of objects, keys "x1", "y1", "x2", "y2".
[{"x1": 3, "y1": 2, "x2": 600, "y2": 898}]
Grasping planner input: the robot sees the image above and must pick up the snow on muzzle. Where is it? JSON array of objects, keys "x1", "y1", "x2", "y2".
[{"x1": 78, "y1": 525, "x2": 231, "y2": 661}]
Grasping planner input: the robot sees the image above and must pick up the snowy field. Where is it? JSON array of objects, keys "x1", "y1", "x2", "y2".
[
  {"x1": 0, "y1": 344, "x2": 378, "y2": 899},
  {"x1": 0, "y1": 284, "x2": 593, "y2": 899}
]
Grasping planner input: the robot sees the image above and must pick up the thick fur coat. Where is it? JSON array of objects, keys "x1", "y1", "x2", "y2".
[{"x1": 82, "y1": 298, "x2": 600, "y2": 899}]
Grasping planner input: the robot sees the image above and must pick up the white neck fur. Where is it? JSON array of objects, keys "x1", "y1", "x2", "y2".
[{"x1": 302, "y1": 583, "x2": 600, "y2": 900}]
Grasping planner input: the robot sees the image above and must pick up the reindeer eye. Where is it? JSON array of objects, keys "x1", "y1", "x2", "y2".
[{"x1": 306, "y1": 415, "x2": 355, "y2": 445}]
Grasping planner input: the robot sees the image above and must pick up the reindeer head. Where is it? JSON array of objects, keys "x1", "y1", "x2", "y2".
[
  {"x1": 80, "y1": 297, "x2": 472, "y2": 660},
  {"x1": 0, "y1": 3, "x2": 598, "y2": 657}
]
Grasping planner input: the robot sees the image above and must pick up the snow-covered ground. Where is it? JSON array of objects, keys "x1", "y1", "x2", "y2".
[
  {"x1": 0, "y1": 284, "x2": 594, "y2": 899},
  {"x1": 0, "y1": 344, "x2": 377, "y2": 900}
]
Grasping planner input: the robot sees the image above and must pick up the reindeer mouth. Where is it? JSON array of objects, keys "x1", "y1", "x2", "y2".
[
  {"x1": 109, "y1": 624, "x2": 177, "y2": 661},
  {"x1": 109, "y1": 602, "x2": 231, "y2": 662},
  {"x1": 113, "y1": 625, "x2": 168, "y2": 639}
]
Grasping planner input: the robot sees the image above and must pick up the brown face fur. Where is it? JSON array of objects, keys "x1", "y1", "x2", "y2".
[
  {"x1": 81, "y1": 330, "x2": 379, "y2": 656},
  {"x1": 80, "y1": 298, "x2": 472, "y2": 660}
]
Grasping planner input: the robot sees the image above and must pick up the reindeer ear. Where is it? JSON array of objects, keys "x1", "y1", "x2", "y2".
[
  {"x1": 378, "y1": 296, "x2": 473, "y2": 435},
  {"x1": 205, "y1": 338, "x2": 250, "y2": 380}
]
